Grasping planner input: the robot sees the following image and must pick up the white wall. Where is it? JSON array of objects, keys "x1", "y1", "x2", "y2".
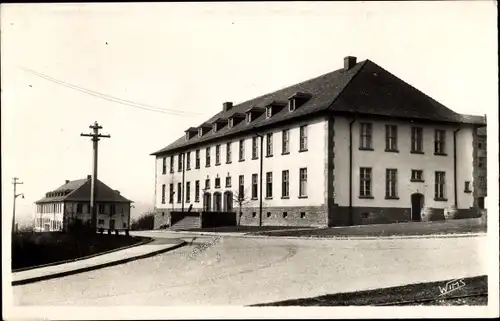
[
  {"x1": 155, "y1": 116, "x2": 329, "y2": 210},
  {"x1": 34, "y1": 202, "x2": 64, "y2": 232},
  {"x1": 64, "y1": 202, "x2": 131, "y2": 230},
  {"x1": 334, "y1": 116, "x2": 475, "y2": 210}
]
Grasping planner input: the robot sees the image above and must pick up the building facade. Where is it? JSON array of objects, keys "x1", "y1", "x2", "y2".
[
  {"x1": 151, "y1": 56, "x2": 486, "y2": 228},
  {"x1": 34, "y1": 176, "x2": 132, "y2": 232},
  {"x1": 473, "y1": 126, "x2": 487, "y2": 209}
]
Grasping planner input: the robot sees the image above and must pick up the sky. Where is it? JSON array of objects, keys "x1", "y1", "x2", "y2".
[{"x1": 1, "y1": 1, "x2": 498, "y2": 227}]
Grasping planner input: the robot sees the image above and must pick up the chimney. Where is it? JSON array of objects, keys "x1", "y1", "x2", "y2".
[
  {"x1": 87, "y1": 175, "x2": 91, "y2": 179},
  {"x1": 223, "y1": 102, "x2": 233, "y2": 112},
  {"x1": 344, "y1": 56, "x2": 357, "y2": 71},
  {"x1": 65, "y1": 180, "x2": 70, "y2": 184}
]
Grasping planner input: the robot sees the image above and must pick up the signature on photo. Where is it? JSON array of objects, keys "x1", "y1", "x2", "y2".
[{"x1": 438, "y1": 278, "x2": 466, "y2": 296}]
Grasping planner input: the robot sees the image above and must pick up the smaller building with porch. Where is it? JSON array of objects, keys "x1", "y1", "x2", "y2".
[{"x1": 34, "y1": 175, "x2": 133, "y2": 233}]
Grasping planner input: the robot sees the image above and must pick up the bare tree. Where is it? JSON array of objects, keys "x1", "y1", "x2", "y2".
[{"x1": 232, "y1": 186, "x2": 254, "y2": 228}]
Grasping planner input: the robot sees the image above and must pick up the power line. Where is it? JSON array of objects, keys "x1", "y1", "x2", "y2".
[{"x1": 18, "y1": 65, "x2": 207, "y2": 117}]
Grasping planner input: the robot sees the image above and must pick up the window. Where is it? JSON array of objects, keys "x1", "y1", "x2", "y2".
[
  {"x1": 169, "y1": 183, "x2": 174, "y2": 203},
  {"x1": 252, "y1": 174, "x2": 258, "y2": 199},
  {"x1": 282, "y1": 170, "x2": 290, "y2": 198},
  {"x1": 299, "y1": 168, "x2": 307, "y2": 197},
  {"x1": 411, "y1": 127, "x2": 423, "y2": 153},
  {"x1": 215, "y1": 145, "x2": 221, "y2": 165},
  {"x1": 266, "y1": 133, "x2": 273, "y2": 157},
  {"x1": 195, "y1": 150, "x2": 200, "y2": 169},
  {"x1": 177, "y1": 154, "x2": 182, "y2": 172},
  {"x1": 385, "y1": 169, "x2": 398, "y2": 199},
  {"x1": 435, "y1": 171, "x2": 446, "y2": 200},
  {"x1": 300, "y1": 212, "x2": 305, "y2": 218},
  {"x1": 360, "y1": 167, "x2": 372, "y2": 197},
  {"x1": 238, "y1": 175, "x2": 245, "y2": 200},
  {"x1": 76, "y1": 203, "x2": 83, "y2": 213},
  {"x1": 239, "y1": 139, "x2": 245, "y2": 161},
  {"x1": 228, "y1": 118, "x2": 233, "y2": 128},
  {"x1": 177, "y1": 183, "x2": 182, "y2": 203},
  {"x1": 266, "y1": 107, "x2": 272, "y2": 118},
  {"x1": 282, "y1": 129, "x2": 290, "y2": 154},
  {"x1": 110, "y1": 204, "x2": 116, "y2": 215},
  {"x1": 170, "y1": 156, "x2": 174, "y2": 173},
  {"x1": 266, "y1": 172, "x2": 273, "y2": 198},
  {"x1": 206, "y1": 147, "x2": 211, "y2": 167},
  {"x1": 464, "y1": 181, "x2": 471, "y2": 193},
  {"x1": 162, "y1": 157, "x2": 167, "y2": 174},
  {"x1": 479, "y1": 176, "x2": 487, "y2": 189},
  {"x1": 226, "y1": 176, "x2": 232, "y2": 187},
  {"x1": 252, "y1": 137, "x2": 258, "y2": 159},
  {"x1": 213, "y1": 123, "x2": 217, "y2": 132},
  {"x1": 299, "y1": 125, "x2": 308, "y2": 151},
  {"x1": 226, "y1": 142, "x2": 232, "y2": 163},
  {"x1": 215, "y1": 177, "x2": 221, "y2": 188},
  {"x1": 186, "y1": 182, "x2": 191, "y2": 202},
  {"x1": 205, "y1": 179, "x2": 210, "y2": 190},
  {"x1": 246, "y1": 113, "x2": 251, "y2": 124},
  {"x1": 186, "y1": 152, "x2": 191, "y2": 170},
  {"x1": 289, "y1": 99, "x2": 296, "y2": 112},
  {"x1": 478, "y1": 157, "x2": 486, "y2": 168},
  {"x1": 195, "y1": 181, "x2": 200, "y2": 202},
  {"x1": 98, "y1": 219, "x2": 104, "y2": 225},
  {"x1": 411, "y1": 170, "x2": 424, "y2": 182},
  {"x1": 283, "y1": 212, "x2": 288, "y2": 218},
  {"x1": 434, "y1": 129, "x2": 446, "y2": 155},
  {"x1": 478, "y1": 137, "x2": 486, "y2": 150},
  {"x1": 385, "y1": 125, "x2": 398, "y2": 152},
  {"x1": 98, "y1": 203, "x2": 105, "y2": 214},
  {"x1": 360, "y1": 123, "x2": 373, "y2": 149},
  {"x1": 266, "y1": 212, "x2": 271, "y2": 218}
]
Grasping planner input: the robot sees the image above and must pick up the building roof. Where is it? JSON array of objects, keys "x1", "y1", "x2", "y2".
[
  {"x1": 35, "y1": 177, "x2": 132, "y2": 204},
  {"x1": 151, "y1": 58, "x2": 486, "y2": 156}
]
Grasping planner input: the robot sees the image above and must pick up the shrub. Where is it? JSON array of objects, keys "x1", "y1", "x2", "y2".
[{"x1": 131, "y1": 212, "x2": 154, "y2": 231}]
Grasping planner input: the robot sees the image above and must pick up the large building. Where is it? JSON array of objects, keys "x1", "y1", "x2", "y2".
[
  {"x1": 34, "y1": 176, "x2": 132, "y2": 232},
  {"x1": 151, "y1": 56, "x2": 486, "y2": 228}
]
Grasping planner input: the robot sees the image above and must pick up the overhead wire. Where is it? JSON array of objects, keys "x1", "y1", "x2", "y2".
[{"x1": 18, "y1": 65, "x2": 207, "y2": 117}]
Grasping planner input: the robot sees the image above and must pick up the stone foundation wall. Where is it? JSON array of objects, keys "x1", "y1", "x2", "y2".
[
  {"x1": 331, "y1": 206, "x2": 411, "y2": 226},
  {"x1": 237, "y1": 205, "x2": 328, "y2": 227}
]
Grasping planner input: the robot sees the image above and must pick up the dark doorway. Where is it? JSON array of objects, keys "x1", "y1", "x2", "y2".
[
  {"x1": 109, "y1": 219, "x2": 115, "y2": 230},
  {"x1": 411, "y1": 193, "x2": 424, "y2": 221},
  {"x1": 224, "y1": 191, "x2": 233, "y2": 212},
  {"x1": 213, "y1": 192, "x2": 222, "y2": 212},
  {"x1": 203, "y1": 193, "x2": 211, "y2": 211},
  {"x1": 477, "y1": 197, "x2": 485, "y2": 209}
]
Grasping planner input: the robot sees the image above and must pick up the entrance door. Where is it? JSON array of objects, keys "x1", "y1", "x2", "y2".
[
  {"x1": 213, "y1": 193, "x2": 222, "y2": 212},
  {"x1": 110, "y1": 219, "x2": 115, "y2": 230},
  {"x1": 224, "y1": 191, "x2": 233, "y2": 212},
  {"x1": 203, "y1": 193, "x2": 211, "y2": 211},
  {"x1": 411, "y1": 193, "x2": 424, "y2": 221}
]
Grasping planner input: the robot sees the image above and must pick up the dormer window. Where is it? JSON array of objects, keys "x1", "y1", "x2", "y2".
[
  {"x1": 246, "y1": 113, "x2": 251, "y2": 124},
  {"x1": 198, "y1": 128, "x2": 203, "y2": 137},
  {"x1": 288, "y1": 92, "x2": 312, "y2": 112},
  {"x1": 228, "y1": 117, "x2": 234, "y2": 128},
  {"x1": 266, "y1": 106, "x2": 272, "y2": 119},
  {"x1": 213, "y1": 123, "x2": 217, "y2": 132}
]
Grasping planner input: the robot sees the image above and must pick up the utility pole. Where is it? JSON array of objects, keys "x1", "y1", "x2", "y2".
[
  {"x1": 12, "y1": 177, "x2": 24, "y2": 233},
  {"x1": 81, "y1": 121, "x2": 110, "y2": 231}
]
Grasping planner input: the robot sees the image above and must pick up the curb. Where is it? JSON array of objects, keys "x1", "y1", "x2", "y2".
[
  {"x1": 12, "y1": 240, "x2": 187, "y2": 286},
  {"x1": 175, "y1": 231, "x2": 486, "y2": 241},
  {"x1": 12, "y1": 236, "x2": 154, "y2": 273}
]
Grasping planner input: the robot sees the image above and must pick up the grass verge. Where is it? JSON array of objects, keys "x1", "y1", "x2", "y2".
[
  {"x1": 12, "y1": 231, "x2": 145, "y2": 270},
  {"x1": 254, "y1": 218, "x2": 486, "y2": 238},
  {"x1": 181, "y1": 225, "x2": 310, "y2": 233},
  {"x1": 251, "y1": 275, "x2": 487, "y2": 306}
]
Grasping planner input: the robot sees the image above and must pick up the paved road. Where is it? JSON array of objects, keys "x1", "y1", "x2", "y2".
[{"x1": 13, "y1": 231, "x2": 487, "y2": 306}]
